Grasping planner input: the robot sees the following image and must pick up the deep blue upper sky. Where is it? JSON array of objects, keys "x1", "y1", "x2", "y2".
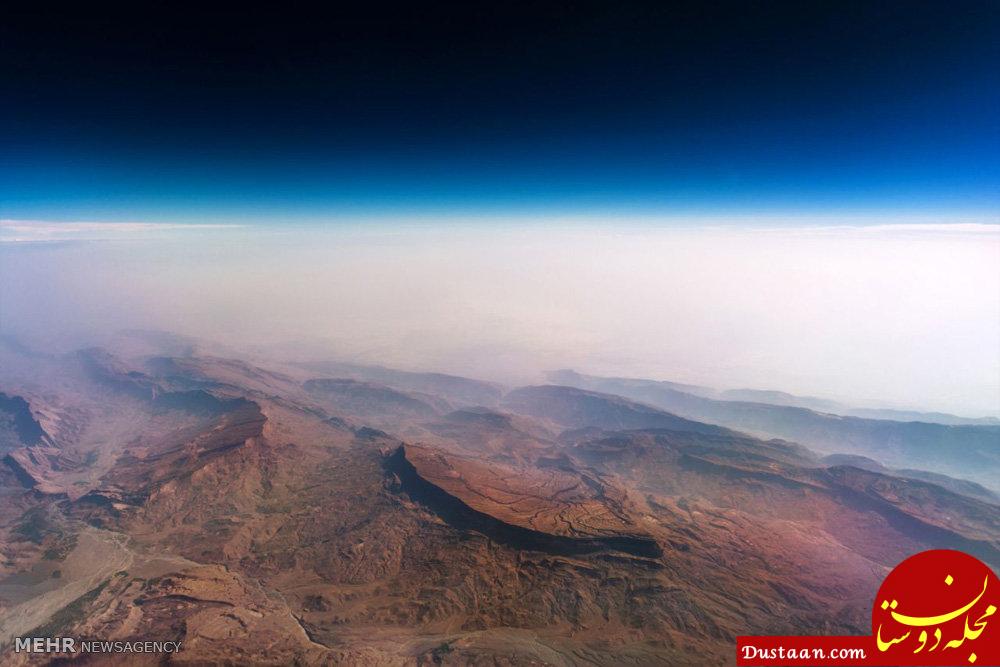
[{"x1": 2, "y1": 2, "x2": 998, "y2": 222}]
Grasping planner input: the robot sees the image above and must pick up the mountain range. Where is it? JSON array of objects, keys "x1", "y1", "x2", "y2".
[{"x1": 0, "y1": 334, "x2": 996, "y2": 665}]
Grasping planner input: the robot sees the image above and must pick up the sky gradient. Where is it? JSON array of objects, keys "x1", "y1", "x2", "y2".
[{"x1": 2, "y1": 2, "x2": 998, "y2": 221}]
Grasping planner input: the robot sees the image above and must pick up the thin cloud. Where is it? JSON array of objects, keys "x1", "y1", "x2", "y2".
[
  {"x1": 747, "y1": 222, "x2": 1000, "y2": 237},
  {"x1": 0, "y1": 220, "x2": 243, "y2": 243}
]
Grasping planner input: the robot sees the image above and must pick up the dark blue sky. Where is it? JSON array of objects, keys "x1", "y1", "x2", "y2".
[{"x1": 2, "y1": 2, "x2": 998, "y2": 222}]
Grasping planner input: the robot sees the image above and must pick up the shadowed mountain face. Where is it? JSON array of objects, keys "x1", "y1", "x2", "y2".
[
  {"x1": 390, "y1": 444, "x2": 662, "y2": 558},
  {"x1": 0, "y1": 393, "x2": 50, "y2": 451},
  {"x1": 0, "y1": 339, "x2": 996, "y2": 665},
  {"x1": 548, "y1": 370, "x2": 1000, "y2": 492}
]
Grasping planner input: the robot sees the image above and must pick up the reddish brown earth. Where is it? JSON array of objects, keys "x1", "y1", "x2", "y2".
[
  {"x1": 393, "y1": 443, "x2": 659, "y2": 557},
  {"x1": 0, "y1": 337, "x2": 996, "y2": 665}
]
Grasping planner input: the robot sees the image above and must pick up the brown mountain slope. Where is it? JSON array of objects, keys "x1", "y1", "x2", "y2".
[
  {"x1": 391, "y1": 443, "x2": 660, "y2": 556},
  {"x1": 565, "y1": 428, "x2": 1000, "y2": 568}
]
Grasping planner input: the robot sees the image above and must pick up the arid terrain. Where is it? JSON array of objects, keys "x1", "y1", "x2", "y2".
[{"x1": 1, "y1": 332, "x2": 997, "y2": 665}]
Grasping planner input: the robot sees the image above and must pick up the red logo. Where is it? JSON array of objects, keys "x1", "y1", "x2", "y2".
[
  {"x1": 873, "y1": 550, "x2": 999, "y2": 665},
  {"x1": 737, "y1": 550, "x2": 1000, "y2": 665}
]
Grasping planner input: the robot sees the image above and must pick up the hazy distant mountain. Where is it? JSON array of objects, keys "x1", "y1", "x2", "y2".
[
  {"x1": 821, "y1": 454, "x2": 998, "y2": 505},
  {"x1": 718, "y1": 387, "x2": 844, "y2": 411},
  {"x1": 304, "y1": 377, "x2": 450, "y2": 429},
  {"x1": 502, "y1": 385, "x2": 736, "y2": 437},
  {"x1": 556, "y1": 371, "x2": 997, "y2": 426},
  {"x1": 547, "y1": 370, "x2": 1000, "y2": 491},
  {"x1": 840, "y1": 407, "x2": 1000, "y2": 426},
  {"x1": 720, "y1": 387, "x2": 999, "y2": 425},
  {"x1": 295, "y1": 359, "x2": 504, "y2": 408}
]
